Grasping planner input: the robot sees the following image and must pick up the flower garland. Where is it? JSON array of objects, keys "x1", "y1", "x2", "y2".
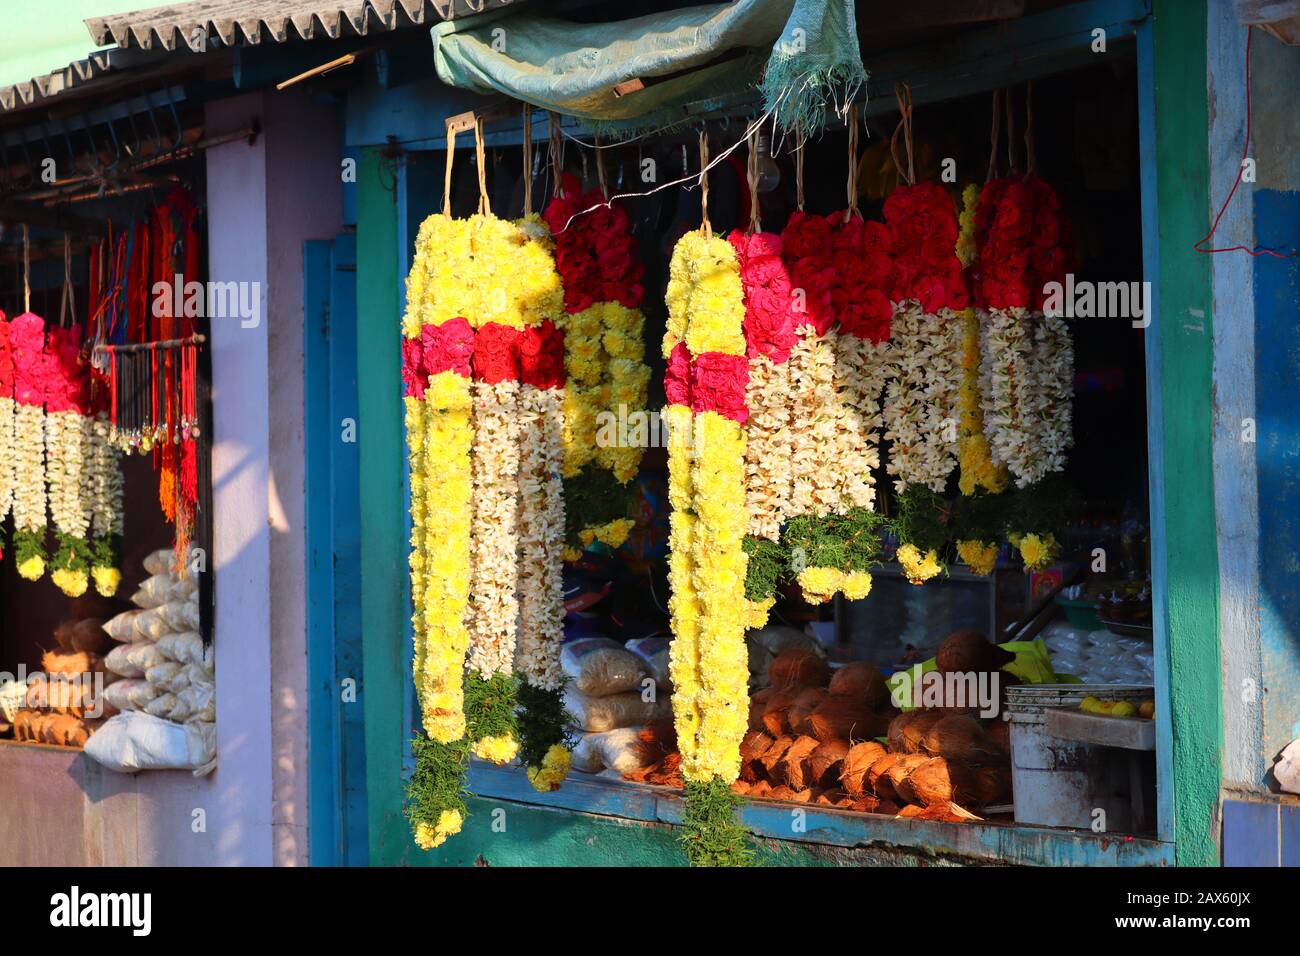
[
  {"x1": 543, "y1": 172, "x2": 650, "y2": 546},
  {"x1": 9, "y1": 313, "x2": 50, "y2": 580},
  {"x1": 664, "y1": 226, "x2": 753, "y2": 866},
  {"x1": 0, "y1": 314, "x2": 14, "y2": 561},
  {"x1": 45, "y1": 325, "x2": 94, "y2": 597},
  {"x1": 88, "y1": 411, "x2": 124, "y2": 596}
]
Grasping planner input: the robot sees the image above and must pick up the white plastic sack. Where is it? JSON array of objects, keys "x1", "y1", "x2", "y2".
[
  {"x1": 103, "y1": 610, "x2": 146, "y2": 644},
  {"x1": 82, "y1": 711, "x2": 216, "y2": 775},
  {"x1": 103, "y1": 679, "x2": 145, "y2": 712},
  {"x1": 156, "y1": 631, "x2": 204, "y2": 666},
  {"x1": 1276, "y1": 738, "x2": 1300, "y2": 796},
  {"x1": 560, "y1": 638, "x2": 648, "y2": 696},
  {"x1": 131, "y1": 573, "x2": 173, "y2": 610},
  {"x1": 126, "y1": 642, "x2": 168, "y2": 672},
  {"x1": 105, "y1": 643, "x2": 144, "y2": 678},
  {"x1": 160, "y1": 599, "x2": 199, "y2": 633},
  {"x1": 142, "y1": 548, "x2": 176, "y2": 576},
  {"x1": 570, "y1": 727, "x2": 649, "y2": 775},
  {"x1": 133, "y1": 608, "x2": 172, "y2": 641}
]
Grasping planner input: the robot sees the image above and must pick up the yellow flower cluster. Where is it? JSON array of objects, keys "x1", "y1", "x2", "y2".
[
  {"x1": 1014, "y1": 532, "x2": 1058, "y2": 572},
  {"x1": 410, "y1": 372, "x2": 475, "y2": 743},
  {"x1": 797, "y1": 567, "x2": 873, "y2": 605},
  {"x1": 956, "y1": 538, "x2": 999, "y2": 577},
  {"x1": 958, "y1": 308, "x2": 1009, "y2": 496},
  {"x1": 578, "y1": 517, "x2": 635, "y2": 550},
  {"x1": 414, "y1": 809, "x2": 464, "y2": 851},
  {"x1": 51, "y1": 568, "x2": 88, "y2": 598},
  {"x1": 664, "y1": 230, "x2": 746, "y2": 357},
  {"x1": 597, "y1": 304, "x2": 651, "y2": 483},
  {"x1": 897, "y1": 543, "x2": 943, "y2": 585},
  {"x1": 403, "y1": 214, "x2": 562, "y2": 335},
  {"x1": 471, "y1": 733, "x2": 520, "y2": 765},
  {"x1": 956, "y1": 183, "x2": 980, "y2": 268},
  {"x1": 745, "y1": 596, "x2": 775, "y2": 630},
  {"x1": 92, "y1": 567, "x2": 122, "y2": 597},
  {"x1": 526, "y1": 744, "x2": 572, "y2": 793},
  {"x1": 664, "y1": 232, "x2": 750, "y2": 786}
]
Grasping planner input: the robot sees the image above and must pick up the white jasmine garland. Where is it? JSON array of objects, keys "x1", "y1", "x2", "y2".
[
  {"x1": 882, "y1": 302, "x2": 962, "y2": 493},
  {"x1": 12, "y1": 404, "x2": 47, "y2": 541},
  {"x1": 0, "y1": 395, "x2": 14, "y2": 524},
  {"x1": 89, "y1": 412, "x2": 124, "y2": 538},
  {"x1": 1032, "y1": 312, "x2": 1074, "y2": 479},
  {"x1": 743, "y1": 354, "x2": 794, "y2": 541},
  {"x1": 466, "y1": 378, "x2": 523, "y2": 678},
  {"x1": 47, "y1": 411, "x2": 92, "y2": 543},
  {"x1": 834, "y1": 331, "x2": 889, "y2": 510},
  {"x1": 981, "y1": 307, "x2": 1039, "y2": 488},
  {"x1": 514, "y1": 383, "x2": 566, "y2": 690},
  {"x1": 787, "y1": 327, "x2": 843, "y2": 517}
]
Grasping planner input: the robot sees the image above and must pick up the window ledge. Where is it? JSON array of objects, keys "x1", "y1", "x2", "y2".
[{"x1": 469, "y1": 761, "x2": 1173, "y2": 867}]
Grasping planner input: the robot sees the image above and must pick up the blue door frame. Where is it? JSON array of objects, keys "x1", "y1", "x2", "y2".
[{"x1": 305, "y1": 232, "x2": 369, "y2": 866}]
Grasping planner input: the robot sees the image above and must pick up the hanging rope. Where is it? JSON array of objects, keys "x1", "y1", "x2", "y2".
[
  {"x1": 474, "y1": 116, "x2": 490, "y2": 216},
  {"x1": 1005, "y1": 86, "x2": 1018, "y2": 175},
  {"x1": 60, "y1": 233, "x2": 75, "y2": 328},
  {"x1": 22, "y1": 224, "x2": 30, "y2": 314},
  {"x1": 986, "y1": 88, "x2": 1002, "y2": 184},
  {"x1": 890, "y1": 83, "x2": 915, "y2": 187},
  {"x1": 522, "y1": 104, "x2": 533, "y2": 217},
  {"x1": 594, "y1": 132, "x2": 608, "y2": 200},
  {"x1": 795, "y1": 128, "x2": 806, "y2": 212},
  {"x1": 1024, "y1": 80, "x2": 1037, "y2": 177},
  {"x1": 746, "y1": 128, "x2": 762, "y2": 234},
  {"x1": 443, "y1": 124, "x2": 458, "y2": 216},
  {"x1": 698, "y1": 130, "x2": 712, "y2": 239},
  {"x1": 844, "y1": 103, "x2": 860, "y2": 222},
  {"x1": 548, "y1": 111, "x2": 564, "y2": 199}
]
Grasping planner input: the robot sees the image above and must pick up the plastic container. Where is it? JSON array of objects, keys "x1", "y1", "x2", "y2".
[
  {"x1": 1055, "y1": 596, "x2": 1103, "y2": 631},
  {"x1": 1005, "y1": 684, "x2": 1152, "y2": 830}
]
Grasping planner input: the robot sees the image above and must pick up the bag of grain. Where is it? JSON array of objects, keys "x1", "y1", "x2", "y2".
[
  {"x1": 133, "y1": 608, "x2": 172, "y2": 641},
  {"x1": 156, "y1": 631, "x2": 203, "y2": 666},
  {"x1": 105, "y1": 643, "x2": 144, "y2": 678},
  {"x1": 560, "y1": 638, "x2": 647, "y2": 696},
  {"x1": 142, "y1": 548, "x2": 176, "y2": 576},
  {"x1": 103, "y1": 609, "x2": 146, "y2": 643},
  {"x1": 625, "y1": 637, "x2": 672, "y2": 694},
  {"x1": 159, "y1": 599, "x2": 199, "y2": 633},
  {"x1": 564, "y1": 687, "x2": 669, "y2": 732},
  {"x1": 82, "y1": 711, "x2": 216, "y2": 774},
  {"x1": 126, "y1": 642, "x2": 168, "y2": 672},
  {"x1": 103, "y1": 679, "x2": 145, "y2": 713},
  {"x1": 570, "y1": 727, "x2": 650, "y2": 775},
  {"x1": 145, "y1": 661, "x2": 186, "y2": 693}
]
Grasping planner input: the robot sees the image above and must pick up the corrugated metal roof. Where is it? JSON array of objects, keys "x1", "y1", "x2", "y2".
[
  {"x1": 85, "y1": 0, "x2": 515, "y2": 52},
  {"x1": 0, "y1": 47, "x2": 173, "y2": 113}
]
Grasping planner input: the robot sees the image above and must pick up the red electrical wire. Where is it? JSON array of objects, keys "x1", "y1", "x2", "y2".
[{"x1": 1195, "y1": 26, "x2": 1295, "y2": 259}]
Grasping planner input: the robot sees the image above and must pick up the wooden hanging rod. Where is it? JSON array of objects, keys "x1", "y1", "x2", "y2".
[{"x1": 93, "y1": 333, "x2": 206, "y2": 355}]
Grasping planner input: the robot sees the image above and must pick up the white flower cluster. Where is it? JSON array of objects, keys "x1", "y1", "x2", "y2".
[
  {"x1": 514, "y1": 385, "x2": 566, "y2": 690},
  {"x1": 787, "y1": 327, "x2": 844, "y2": 517},
  {"x1": 89, "y1": 413, "x2": 124, "y2": 538},
  {"x1": 834, "y1": 332, "x2": 889, "y2": 510},
  {"x1": 0, "y1": 396, "x2": 13, "y2": 523},
  {"x1": 466, "y1": 379, "x2": 523, "y2": 678},
  {"x1": 46, "y1": 411, "x2": 92, "y2": 542},
  {"x1": 12, "y1": 404, "x2": 46, "y2": 537},
  {"x1": 882, "y1": 302, "x2": 962, "y2": 493},
  {"x1": 743, "y1": 354, "x2": 794, "y2": 541},
  {"x1": 980, "y1": 308, "x2": 1073, "y2": 487}
]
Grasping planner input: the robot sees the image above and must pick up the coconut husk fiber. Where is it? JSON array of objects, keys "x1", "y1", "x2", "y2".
[
  {"x1": 768, "y1": 648, "x2": 830, "y2": 690},
  {"x1": 896, "y1": 801, "x2": 981, "y2": 823},
  {"x1": 921, "y1": 713, "x2": 1006, "y2": 765},
  {"x1": 740, "y1": 730, "x2": 775, "y2": 782},
  {"x1": 749, "y1": 687, "x2": 773, "y2": 730},
  {"x1": 887, "y1": 709, "x2": 946, "y2": 753},
  {"x1": 866, "y1": 752, "x2": 904, "y2": 799},
  {"x1": 887, "y1": 754, "x2": 932, "y2": 803},
  {"x1": 760, "y1": 735, "x2": 795, "y2": 776},
  {"x1": 54, "y1": 619, "x2": 110, "y2": 655},
  {"x1": 815, "y1": 788, "x2": 854, "y2": 808},
  {"x1": 775, "y1": 734, "x2": 822, "y2": 789},
  {"x1": 906, "y1": 757, "x2": 981, "y2": 807},
  {"x1": 766, "y1": 784, "x2": 810, "y2": 803},
  {"x1": 986, "y1": 717, "x2": 1011, "y2": 752},
  {"x1": 809, "y1": 697, "x2": 888, "y2": 743},
  {"x1": 731, "y1": 780, "x2": 753, "y2": 796},
  {"x1": 788, "y1": 687, "x2": 828, "y2": 736},
  {"x1": 750, "y1": 779, "x2": 774, "y2": 798},
  {"x1": 807, "y1": 739, "x2": 850, "y2": 789},
  {"x1": 828, "y1": 662, "x2": 890, "y2": 708},
  {"x1": 761, "y1": 688, "x2": 800, "y2": 736},
  {"x1": 839, "y1": 741, "x2": 886, "y2": 796},
  {"x1": 935, "y1": 629, "x2": 1015, "y2": 674}
]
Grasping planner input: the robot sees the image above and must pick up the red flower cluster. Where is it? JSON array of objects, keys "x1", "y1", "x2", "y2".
[
  {"x1": 780, "y1": 211, "x2": 837, "y2": 336},
  {"x1": 45, "y1": 324, "x2": 91, "y2": 415},
  {"x1": 0, "y1": 314, "x2": 11, "y2": 401},
  {"x1": 542, "y1": 172, "x2": 644, "y2": 314},
  {"x1": 9, "y1": 312, "x2": 53, "y2": 408},
  {"x1": 727, "y1": 230, "x2": 799, "y2": 363},
  {"x1": 883, "y1": 182, "x2": 969, "y2": 312},
  {"x1": 403, "y1": 317, "x2": 566, "y2": 398},
  {"x1": 831, "y1": 215, "x2": 895, "y2": 342},
  {"x1": 972, "y1": 175, "x2": 1070, "y2": 310},
  {"x1": 663, "y1": 341, "x2": 749, "y2": 424}
]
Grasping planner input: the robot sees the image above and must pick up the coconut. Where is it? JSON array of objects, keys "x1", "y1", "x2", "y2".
[
  {"x1": 886, "y1": 754, "x2": 931, "y2": 804},
  {"x1": 839, "y1": 741, "x2": 886, "y2": 796},
  {"x1": 827, "y1": 662, "x2": 891, "y2": 707},
  {"x1": 809, "y1": 697, "x2": 888, "y2": 743},
  {"x1": 768, "y1": 648, "x2": 831, "y2": 690},
  {"x1": 921, "y1": 714, "x2": 1005, "y2": 764},
  {"x1": 740, "y1": 730, "x2": 775, "y2": 782},
  {"x1": 731, "y1": 780, "x2": 753, "y2": 796},
  {"x1": 897, "y1": 801, "x2": 981, "y2": 823},
  {"x1": 866, "y1": 753, "x2": 904, "y2": 799},
  {"x1": 749, "y1": 779, "x2": 773, "y2": 798},
  {"x1": 888, "y1": 709, "x2": 945, "y2": 753},
  {"x1": 815, "y1": 788, "x2": 853, "y2": 807},
  {"x1": 985, "y1": 718, "x2": 1011, "y2": 752},
  {"x1": 788, "y1": 687, "x2": 828, "y2": 736},
  {"x1": 54, "y1": 619, "x2": 110, "y2": 655},
  {"x1": 760, "y1": 735, "x2": 794, "y2": 776},
  {"x1": 41, "y1": 649, "x2": 104, "y2": 676},
  {"x1": 766, "y1": 784, "x2": 801, "y2": 802},
  {"x1": 761, "y1": 688, "x2": 800, "y2": 736},
  {"x1": 935, "y1": 629, "x2": 1015, "y2": 674},
  {"x1": 776, "y1": 735, "x2": 822, "y2": 790},
  {"x1": 972, "y1": 765, "x2": 1012, "y2": 805},
  {"x1": 807, "y1": 740, "x2": 850, "y2": 789},
  {"x1": 907, "y1": 757, "x2": 981, "y2": 807}
]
